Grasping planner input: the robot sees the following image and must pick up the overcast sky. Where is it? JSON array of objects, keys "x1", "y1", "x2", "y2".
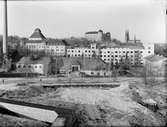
[{"x1": 0, "y1": 0, "x2": 166, "y2": 43}]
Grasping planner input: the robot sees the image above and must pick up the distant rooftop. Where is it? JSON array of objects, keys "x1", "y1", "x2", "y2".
[
  {"x1": 85, "y1": 29, "x2": 103, "y2": 34},
  {"x1": 29, "y1": 28, "x2": 46, "y2": 40},
  {"x1": 17, "y1": 56, "x2": 51, "y2": 65},
  {"x1": 46, "y1": 39, "x2": 66, "y2": 46},
  {"x1": 144, "y1": 55, "x2": 167, "y2": 62}
]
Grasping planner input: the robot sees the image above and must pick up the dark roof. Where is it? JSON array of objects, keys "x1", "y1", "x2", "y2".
[
  {"x1": 17, "y1": 57, "x2": 51, "y2": 65},
  {"x1": 144, "y1": 55, "x2": 167, "y2": 62},
  {"x1": 29, "y1": 28, "x2": 46, "y2": 39},
  {"x1": 26, "y1": 40, "x2": 46, "y2": 44},
  {"x1": 46, "y1": 39, "x2": 66, "y2": 46},
  {"x1": 60, "y1": 57, "x2": 107, "y2": 72},
  {"x1": 100, "y1": 42, "x2": 144, "y2": 49},
  {"x1": 120, "y1": 42, "x2": 144, "y2": 49},
  {"x1": 85, "y1": 31, "x2": 98, "y2": 34}
]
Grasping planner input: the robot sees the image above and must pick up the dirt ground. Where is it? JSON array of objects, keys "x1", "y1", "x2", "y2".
[{"x1": 0, "y1": 77, "x2": 166, "y2": 126}]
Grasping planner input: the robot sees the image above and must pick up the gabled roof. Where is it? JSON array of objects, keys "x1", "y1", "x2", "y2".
[
  {"x1": 29, "y1": 28, "x2": 46, "y2": 40},
  {"x1": 144, "y1": 55, "x2": 167, "y2": 62}
]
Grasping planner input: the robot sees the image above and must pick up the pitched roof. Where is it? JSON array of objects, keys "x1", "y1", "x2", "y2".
[
  {"x1": 120, "y1": 42, "x2": 144, "y2": 49},
  {"x1": 60, "y1": 57, "x2": 107, "y2": 72},
  {"x1": 26, "y1": 40, "x2": 46, "y2": 44},
  {"x1": 144, "y1": 55, "x2": 167, "y2": 62},
  {"x1": 46, "y1": 39, "x2": 66, "y2": 46},
  {"x1": 17, "y1": 56, "x2": 51, "y2": 65},
  {"x1": 29, "y1": 28, "x2": 46, "y2": 39},
  {"x1": 100, "y1": 42, "x2": 144, "y2": 49}
]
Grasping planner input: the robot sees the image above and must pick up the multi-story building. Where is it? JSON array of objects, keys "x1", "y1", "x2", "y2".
[
  {"x1": 67, "y1": 43, "x2": 99, "y2": 58},
  {"x1": 26, "y1": 28, "x2": 46, "y2": 52},
  {"x1": 85, "y1": 29, "x2": 111, "y2": 41},
  {"x1": 25, "y1": 28, "x2": 66, "y2": 56},
  {"x1": 100, "y1": 43, "x2": 144, "y2": 65},
  {"x1": 45, "y1": 39, "x2": 66, "y2": 56}
]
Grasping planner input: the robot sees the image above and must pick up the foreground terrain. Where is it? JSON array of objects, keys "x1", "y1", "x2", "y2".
[{"x1": 0, "y1": 77, "x2": 166, "y2": 126}]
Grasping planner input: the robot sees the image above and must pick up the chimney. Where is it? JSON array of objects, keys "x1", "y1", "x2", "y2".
[
  {"x1": 134, "y1": 35, "x2": 136, "y2": 43},
  {"x1": 3, "y1": 0, "x2": 8, "y2": 55},
  {"x1": 125, "y1": 30, "x2": 129, "y2": 43}
]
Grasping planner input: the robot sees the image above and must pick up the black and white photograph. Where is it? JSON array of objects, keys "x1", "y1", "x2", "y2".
[{"x1": 0, "y1": 0, "x2": 166, "y2": 126}]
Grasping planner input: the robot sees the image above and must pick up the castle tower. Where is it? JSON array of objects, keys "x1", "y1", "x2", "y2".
[
  {"x1": 125, "y1": 30, "x2": 130, "y2": 43},
  {"x1": 97, "y1": 29, "x2": 103, "y2": 41}
]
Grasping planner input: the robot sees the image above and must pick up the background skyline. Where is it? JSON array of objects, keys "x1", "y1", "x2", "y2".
[{"x1": 0, "y1": 0, "x2": 166, "y2": 43}]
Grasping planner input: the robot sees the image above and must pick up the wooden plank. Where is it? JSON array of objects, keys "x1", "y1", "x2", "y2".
[{"x1": 0, "y1": 101, "x2": 58, "y2": 123}]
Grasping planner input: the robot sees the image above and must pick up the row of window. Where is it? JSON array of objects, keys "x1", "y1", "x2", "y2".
[
  {"x1": 17, "y1": 64, "x2": 42, "y2": 69},
  {"x1": 68, "y1": 49, "x2": 96, "y2": 53},
  {"x1": 68, "y1": 54, "x2": 92, "y2": 57},
  {"x1": 101, "y1": 50, "x2": 140, "y2": 54}
]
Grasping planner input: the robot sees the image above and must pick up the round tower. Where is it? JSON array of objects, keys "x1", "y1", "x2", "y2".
[{"x1": 97, "y1": 29, "x2": 103, "y2": 41}]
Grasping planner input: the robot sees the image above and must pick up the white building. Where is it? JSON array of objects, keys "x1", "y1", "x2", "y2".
[
  {"x1": 85, "y1": 30, "x2": 103, "y2": 41},
  {"x1": 100, "y1": 43, "x2": 143, "y2": 65},
  {"x1": 141, "y1": 43, "x2": 154, "y2": 63},
  {"x1": 26, "y1": 28, "x2": 46, "y2": 52},
  {"x1": 16, "y1": 57, "x2": 51, "y2": 75},
  {"x1": 85, "y1": 29, "x2": 111, "y2": 42},
  {"x1": 45, "y1": 39, "x2": 66, "y2": 56},
  {"x1": 25, "y1": 28, "x2": 66, "y2": 56},
  {"x1": 67, "y1": 43, "x2": 99, "y2": 58}
]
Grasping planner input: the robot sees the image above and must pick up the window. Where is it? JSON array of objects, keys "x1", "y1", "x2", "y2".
[
  {"x1": 85, "y1": 50, "x2": 87, "y2": 52},
  {"x1": 23, "y1": 65, "x2": 26, "y2": 68},
  {"x1": 148, "y1": 51, "x2": 151, "y2": 53},
  {"x1": 35, "y1": 66, "x2": 37, "y2": 68},
  {"x1": 104, "y1": 55, "x2": 106, "y2": 57},
  {"x1": 108, "y1": 51, "x2": 110, "y2": 53},
  {"x1": 91, "y1": 72, "x2": 94, "y2": 75},
  {"x1": 17, "y1": 65, "x2": 21, "y2": 68},
  {"x1": 108, "y1": 55, "x2": 110, "y2": 57},
  {"x1": 115, "y1": 51, "x2": 118, "y2": 53},
  {"x1": 131, "y1": 51, "x2": 133, "y2": 53}
]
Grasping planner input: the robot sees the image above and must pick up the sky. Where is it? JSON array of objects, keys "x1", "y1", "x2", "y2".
[{"x1": 0, "y1": 0, "x2": 166, "y2": 43}]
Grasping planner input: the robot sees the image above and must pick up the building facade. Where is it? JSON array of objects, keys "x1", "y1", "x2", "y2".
[
  {"x1": 85, "y1": 29, "x2": 111, "y2": 41},
  {"x1": 16, "y1": 57, "x2": 51, "y2": 75},
  {"x1": 25, "y1": 28, "x2": 66, "y2": 56},
  {"x1": 67, "y1": 43, "x2": 99, "y2": 58},
  {"x1": 100, "y1": 45, "x2": 143, "y2": 65},
  {"x1": 143, "y1": 55, "x2": 167, "y2": 76}
]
